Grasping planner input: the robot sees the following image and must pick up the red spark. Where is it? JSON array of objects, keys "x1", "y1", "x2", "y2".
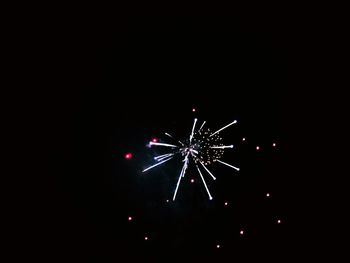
[
  {"x1": 125, "y1": 153, "x2": 133, "y2": 160},
  {"x1": 152, "y1": 138, "x2": 158, "y2": 143}
]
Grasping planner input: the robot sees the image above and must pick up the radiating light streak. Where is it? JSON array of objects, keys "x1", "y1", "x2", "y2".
[
  {"x1": 198, "y1": 121, "x2": 206, "y2": 133},
  {"x1": 210, "y1": 145, "x2": 234, "y2": 149},
  {"x1": 190, "y1": 149, "x2": 199, "y2": 154},
  {"x1": 142, "y1": 156, "x2": 174, "y2": 172},
  {"x1": 156, "y1": 153, "x2": 175, "y2": 161},
  {"x1": 196, "y1": 164, "x2": 213, "y2": 200},
  {"x1": 209, "y1": 120, "x2": 237, "y2": 137},
  {"x1": 217, "y1": 159, "x2": 240, "y2": 171},
  {"x1": 189, "y1": 118, "x2": 198, "y2": 143},
  {"x1": 199, "y1": 161, "x2": 216, "y2": 180},
  {"x1": 149, "y1": 142, "x2": 178, "y2": 148},
  {"x1": 154, "y1": 153, "x2": 174, "y2": 160},
  {"x1": 173, "y1": 153, "x2": 189, "y2": 200}
]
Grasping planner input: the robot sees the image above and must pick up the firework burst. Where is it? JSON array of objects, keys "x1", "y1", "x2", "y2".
[{"x1": 143, "y1": 118, "x2": 239, "y2": 200}]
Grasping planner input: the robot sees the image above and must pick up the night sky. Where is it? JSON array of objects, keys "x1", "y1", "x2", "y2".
[{"x1": 30, "y1": 16, "x2": 298, "y2": 262}]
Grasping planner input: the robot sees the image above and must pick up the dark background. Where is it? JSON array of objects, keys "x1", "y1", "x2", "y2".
[{"x1": 20, "y1": 16, "x2": 307, "y2": 262}]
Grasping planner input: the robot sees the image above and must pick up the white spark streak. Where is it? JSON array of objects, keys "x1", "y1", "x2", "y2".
[
  {"x1": 199, "y1": 162, "x2": 216, "y2": 180},
  {"x1": 198, "y1": 121, "x2": 206, "y2": 133},
  {"x1": 156, "y1": 153, "x2": 175, "y2": 161},
  {"x1": 190, "y1": 149, "x2": 199, "y2": 154},
  {"x1": 149, "y1": 142, "x2": 178, "y2": 148},
  {"x1": 173, "y1": 153, "x2": 189, "y2": 200},
  {"x1": 154, "y1": 153, "x2": 174, "y2": 160},
  {"x1": 164, "y1": 132, "x2": 173, "y2": 138},
  {"x1": 196, "y1": 165, "x2": 213, "y2": 200},
  {"x1": 189, "y1": 118, "x2": 198, "y2": 143},
  {"x1": 209, "y1": 120, "x2": 237, "y2": 137},
  {"x1": 216, "y1": 160, "x2": 240, "y2": 171},
  {"x1": 142, "y1": 156, "x2": 174, "y2": 172},
  {"x1": 210, "y1": 145, "x2": 234, "y2": 149}
]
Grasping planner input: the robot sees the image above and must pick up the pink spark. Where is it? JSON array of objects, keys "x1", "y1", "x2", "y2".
[
  {"x1": 152, "y1": 138, "x2": 158, "y2": 143},
  {"x1": 266, "y1": 193, "x2": 270, "y2": 197},
  {"x1": 242, "y1": 137, "x2": 246, "y2": 141},
  {"x1": 216, "y1": 244, "x2": 220, "y2": 248},
  {"x1": 128, "y1": 216, "x2": 132, "y2": 221},
  {"x1": 191, "y1": 179, "x2": 195, "y2": 183},
  {"x1": 125, "y1": 153, "x2": 133, "y2": 160},
  {"x1": 192, "y1": 108, "x2": 196, "y2": 112},
  {"x1": 272, "y1": 142, "x2": 276, "y2": 147},
  {"x1": 224, "y1": 202, "x2": 228, "y2": 206},
  {"x1": 144, "y1": 236, "x2": 148, "y2": 240},
  {"x1": 277, "y1": 219, "x2": 281, "y2": 224},
  {"x1": 256, "y1": 146, "x2": 260, "y2": 151},
  {"x1": 240, "y1": 230, "x2": 244, "y2": 235}
]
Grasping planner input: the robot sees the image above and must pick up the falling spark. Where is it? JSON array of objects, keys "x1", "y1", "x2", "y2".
[
  {"x1": 196, "y1": 164, "x2": 213, "y2": 200},
  {"x1": 165, "y1": 132, "x2": 173, "y2": 138},
  {"x1": 143, "y1": 116, "x2": 239, "y2": 200},
  {"x1": 217, "y1": 160, "x2": 240, "y2": 171}
]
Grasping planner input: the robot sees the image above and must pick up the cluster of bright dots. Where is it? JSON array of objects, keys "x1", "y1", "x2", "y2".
[
  {"x1": 191, "y1": 128, "x2": 225, "y2": 165},
  {"x1": 123, "y1": 107, "x2": 281, "y2": 248}
]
